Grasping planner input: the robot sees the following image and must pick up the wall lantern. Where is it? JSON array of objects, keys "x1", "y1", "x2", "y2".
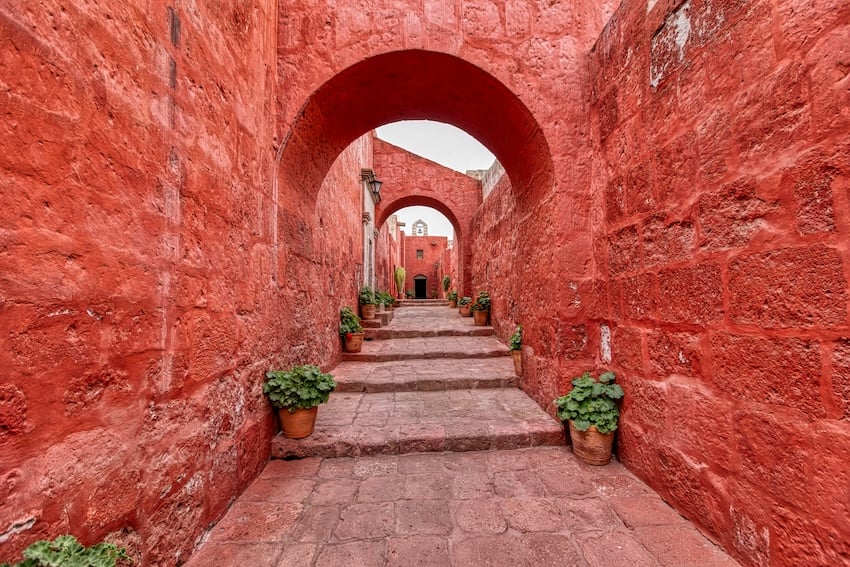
[{"x1": 361, "y1": 169, "x2": 382, "y2": 203}]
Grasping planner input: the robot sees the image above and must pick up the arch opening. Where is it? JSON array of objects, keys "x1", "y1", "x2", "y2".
[{"x1": 277, "y1": 49, "x2": 555, "y2": 202}]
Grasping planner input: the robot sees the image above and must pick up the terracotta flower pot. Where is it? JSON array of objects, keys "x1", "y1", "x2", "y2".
[
  {"x1": 473, "y1": 309, "x2": 489, "y2": 326},
  {"x1": 279, "y1": 406, "x2": 319, "y2": 439},
  {"x1": 459, "y1": 305, "x2": 472, "y2": 317},
  {"x1": 568, "y1": 421, "x2": 614, "y2": 466},
  {"x1": 361, "y1": 304, "x2": 376, "y2": 319},
  {"x1": 448, "y1": 300, "x2": 457, "y2": 308},
  {"x1": 344, "y1": 332, "x2": 364, "y2": 353},
  {"x1": 511, "y1": 350, "x2": 522, "y2": 375}
]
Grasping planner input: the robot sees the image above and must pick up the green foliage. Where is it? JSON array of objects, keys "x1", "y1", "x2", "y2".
[
  {"x1": 358, "y1": 286, "x2": 375, "y2": 305},
  {"x1": 458, "y1": 296, "x2": 472, "y2": 306},
  {"x1": 393, "y1": 266, "x2": 406, "y2": 294},
  {"x1": 509, "y1": 325, "x2": 522, "y2": 351},
  {"x1": 405, "y1": 289, "x2": 415, "y2": 298},
  {"x1": 338, "y1": 306, "x2": 363, "y2": 337},
  {"x1": 1, "y1": 535, "x2": 130, "y2": 567},
  {"x1": 377, "y1": 290, "x2": 395, "y2": 306},
  {"x1": 553, "y1": 371, "x2": 624, "y2": 434},
  {"x1": 264, "y1": 365, "x2": 337, "y2": 412},
  {"x1": 471, "y1": 291, "x2": 490, "y2": 311},
  {"x1": 442, "y1": 275, "x2": 451, "y2": 291},
  {"x1": 447, "y1": 290, "x2": 458, "y2": 302}
]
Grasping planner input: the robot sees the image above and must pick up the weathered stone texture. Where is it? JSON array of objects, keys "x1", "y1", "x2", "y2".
[{"x1": 586, "y1": 1, "x2": 850, "y2": 565}]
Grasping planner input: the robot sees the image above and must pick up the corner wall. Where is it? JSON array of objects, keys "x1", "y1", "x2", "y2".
[{"x1": 589, "y1": 1, "x2": 850, "y2": 565}]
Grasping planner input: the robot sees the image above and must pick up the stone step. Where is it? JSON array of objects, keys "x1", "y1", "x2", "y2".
[
  {"x1": 270, "y1": 389, "x2": 566, "y2": 459},
  {"x1": 397, "y1": 299, "x2": 449, "y2": 306},
  {"x1": 333, "y1": 358, "x2": 518, "y2": 393},
  {"x1": 342, "y1": 336, "x2": 510, "y2": 362},
  {"x1": 364, "y1": 325, "x2": 494, "y2": 340}
]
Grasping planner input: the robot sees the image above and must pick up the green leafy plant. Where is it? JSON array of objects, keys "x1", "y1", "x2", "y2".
[
  {"x1": 1, "y1": 534, "x2": 130, "y2": 567},
  {"x1": 471, "y1": 291, "x2": 490, "y2": 311},
  {"x1": 394, "y1": 266, "x2": 406, "y2": 295},
  {"x1": 264, "y1": 365, "x2": 337, "y2": 413},
  {"x1": 447, "y1": 290, "x2": 458, "y2": 302},
  {"x1": 339, "y1": 306, "x2": 363, "y2": 337},
  {"x1": 405, "y1": 289, "x2": 414, "y2": 298},
  {"x1": 442, "y1": 275, "x2": 451, "y2": 291},
  {"x1": 458, "y1": 296, "x2": 471, "y2": 306},
  {"x1": 509, "y1": 325, "x2": 522, "y2": 351},
  {"x1": 358, "y1": 286, "x2": 375, "y2": 305},
  {"x1": 553, "y1": 371, "x2": 624, "y2": 434},
  {"x1": 378, "y1": 290, "x2": 395, "y2": 307}
]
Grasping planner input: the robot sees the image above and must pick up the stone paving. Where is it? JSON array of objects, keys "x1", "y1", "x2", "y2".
[
  {"x1": 186, "y1": 448, "x2": 738, "y2": 567},
  {"x1": 187, "y1": 306, "x2": 739, "y2": 566}
]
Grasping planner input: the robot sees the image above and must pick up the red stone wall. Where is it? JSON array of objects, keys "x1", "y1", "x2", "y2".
[
  {"x1": 402, "y1": 236, "x2": 448, "y2": 298},
  {"x1": 0, "y1": 2, "x2": 368, "y2": 563},
  {"x1": 375, "y1": 215, "x2": 403, "y2": 297},
  {"x1": 587, "y1": 1, "x2": 850, "y2": 565},
  {"x1": 374, "y1": 138, "x2": 481, "y2": 296}
]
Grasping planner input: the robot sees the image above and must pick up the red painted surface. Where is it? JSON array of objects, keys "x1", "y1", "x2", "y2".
[
  {"x1": 4, "y1": 0, "x2": 850, "y2": 564},
  {"x1": 401, "y1": 236, "x2": 449, "y2": 298},
  {"x1": 587, "y1": 1, "x2": 850, "y2": 565},
  {"x1": 374, "y1": 138, "x2": 480, "y2": 296}
]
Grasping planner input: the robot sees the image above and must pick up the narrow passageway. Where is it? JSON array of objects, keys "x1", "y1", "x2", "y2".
[{"x1": 186, "y1": 305, "x2": 739, "y2": 566}]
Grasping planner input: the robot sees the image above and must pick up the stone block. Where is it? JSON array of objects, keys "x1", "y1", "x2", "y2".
[
  {"x1": 626, "y1": 161, "x2": 656, "y2": 215},
  {"x1": 612, "y1": 325, "x2": 644, "y2": 373},
  {"x1": 642, "y1": 214, "x2": 695, "y2": 267},
  {"x1": 697, "y1": 177, "x2": 776, "y2": 251},
  {"x1": 729, "y1": 245, "x2": 848, "y2": 328},
  {"x1": 620, "y1": 273, "x2": 658, "y2": 321},
  {"x1": 647, "y1": 330, "x2": 701, "y2": 378},
  {"x1": 711, "y1": 333, "x2": 825, "y2": 418},
  {"x1": 608, "y1": 225, "x2": 641, "y2": 275},
  {"x1": 658, "y1": 263, "x2": 723, "y2": 324}
]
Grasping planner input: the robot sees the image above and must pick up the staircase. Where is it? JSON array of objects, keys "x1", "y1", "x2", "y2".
[{"x1": 270, "y1": 305, "x2": 564, "y2": 459}]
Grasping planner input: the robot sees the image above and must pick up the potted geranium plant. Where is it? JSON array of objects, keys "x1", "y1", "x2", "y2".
[
  {"x1": 447, "y1": 290, "x2": 458, "y2": 308},
  {"x1": 264, "y1": 364, "x2": 337, "y2": 439},
  {"x1": 359, "y1": 285, "x2": 376, "y2": 319},
  {"x1": 471, "y1": 291, "x2": 490, "y2": 326},
  {"x1": 339, "y1": 306, "x2": 364, "y2": 353},
  {"x1": 509, "y1": 324, "x2": 522, "y2": 374},
  {"x1": 553, "y1": 371, "x2": 624, "y2": 465},
  {"x1": 458, "y1": 296, "x2": 472, "y2": 317}
]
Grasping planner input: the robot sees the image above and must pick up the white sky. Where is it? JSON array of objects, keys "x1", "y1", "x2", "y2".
[{"x1": 376, "y1": 121, "x2": 496, "y2": 239}]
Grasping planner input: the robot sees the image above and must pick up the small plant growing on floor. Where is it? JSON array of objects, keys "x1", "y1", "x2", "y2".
[
  {"x1": 264, "y1": 365, "x2": 337, "y2": 413},
  {"x1": 358, "y1": 286, "x2": 375, "y2": 305},
  {"x1": 447, "y1": 290, "x2": 458, "y2": 303},
  {"x1": 471, "y1": 291, "x2": 490, "y2": 311},
  {"x1": 509, "y1": 325, "x2": 522, "y2": 351},
  {"x1": 339, "y1": 306, "x2": 363, "y2": 337},
  {"x1": 0, "y1": 534, "x2": 130, "y2": 567},
  {"x1": 442, "y1": 275, "x2": 451, "y2": 291},
  {"x1": 458, "y1": 296, "x2": 471, "y2": 306},
  {"x1": 553, "y1": 371, "x2": 624, "y2": 434}
]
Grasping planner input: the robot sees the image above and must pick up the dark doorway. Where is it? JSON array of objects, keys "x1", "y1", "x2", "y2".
[{"x1": 414, "y1": 275, "x2": 427, "y2": 299}]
